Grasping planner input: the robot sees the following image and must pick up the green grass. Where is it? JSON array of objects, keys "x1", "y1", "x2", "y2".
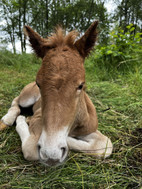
[{"x1": 0, "y1": 51, "x2": 142, "y2": 188}]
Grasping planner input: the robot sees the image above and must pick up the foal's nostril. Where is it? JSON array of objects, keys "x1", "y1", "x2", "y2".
[
  {"x1": 61, "y1": 147, "x2": 67, "y2": 159},
  {"x1": 37, "y1": 144, "x2": 41, "y2": 151}
]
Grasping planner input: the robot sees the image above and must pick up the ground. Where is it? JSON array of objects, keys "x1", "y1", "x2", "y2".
[{"x1": 0, "y1": 53, "x2": 141, "y2": 188}]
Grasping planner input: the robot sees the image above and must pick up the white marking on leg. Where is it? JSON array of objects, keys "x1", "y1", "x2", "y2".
[
  {"x1": 1, "y1": 97, "x2": 20, "y2": 126},
  {"x1": 16, "y1": 116, "x2": 39, "y2": 161},
  {"x1": 16, "y1": 115, "x2": 30, "y2": 144},
  {"x1": 67, "y1": 130, "x2": 113, "y2": 158},
  {"x1": 67, "y1": 136, "x2": 90, "y2": 151}
]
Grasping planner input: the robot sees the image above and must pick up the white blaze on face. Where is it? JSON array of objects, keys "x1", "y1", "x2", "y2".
[{"x1": 38, "y1": 126, "x2": 69, "y2": 165}]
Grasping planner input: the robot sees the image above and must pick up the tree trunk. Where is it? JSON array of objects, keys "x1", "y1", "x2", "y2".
[
  {"x1": 18, "y1": 0, "x2": 23, "y2": 53},
  {"x1": 23, "y1": 0, "x2": 27, "y2": 52},
  {"x1": 45, "y1": 0, "x2": 48, "y2": 36}
]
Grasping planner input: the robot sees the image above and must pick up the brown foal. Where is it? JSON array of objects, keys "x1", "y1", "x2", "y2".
[{"x1": 0, "y1": 21, "x2": 113, "y2": 166}]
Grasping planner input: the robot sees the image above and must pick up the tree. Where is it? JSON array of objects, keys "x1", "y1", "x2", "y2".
[
  {"x1": 0, "y1": 0, "x2": 109, "y2": 53},
  {"x1": 0, "y1": 0, "x2": 30, "y2": 53},
  {"x1": 16, "y1": 0, "x2": 29, "y2": 52},
  {"x1": 1, "y1": 0, "x2": 18, "y2": 53},
  {"x1": 113, "y1": 0, "x2": 142, "y2": 33}
]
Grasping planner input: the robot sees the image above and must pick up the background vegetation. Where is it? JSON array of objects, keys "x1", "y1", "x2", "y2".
[
  {"x1": 0, "y1": 0, "x2": 142, "y2": 188},
  {"x1": 0, "y1": 0, "x2": 142, "y2": 52}
]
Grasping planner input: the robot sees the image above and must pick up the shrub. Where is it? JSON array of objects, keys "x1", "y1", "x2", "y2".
[{"x1": 90, "y1": 24, "x2": 142, "y2": 74}]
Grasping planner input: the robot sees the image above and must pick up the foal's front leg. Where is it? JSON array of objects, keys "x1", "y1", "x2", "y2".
[
  {"x1": 0, "y1": 97, "x2": 20, "y2": 130},
  {"x1": 0, "y1": 82, "x2": 40, "y2": 131},
  {"x1": 16, "y1": 115, "x2": 39, "y2": 161},
  {"x1": 67, "y1": 130, "x2": 113, "y2": 158}
]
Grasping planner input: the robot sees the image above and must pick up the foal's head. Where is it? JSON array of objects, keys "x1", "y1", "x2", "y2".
[{"x1": 24, "y1": 21, "x2": 98, "y2": 166}]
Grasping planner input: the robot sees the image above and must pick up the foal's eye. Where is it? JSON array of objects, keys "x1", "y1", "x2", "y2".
[
  {"x1": 78, "y1": 84, "x2": 83, "y2": 90},
  {"x1": 77, "y1": 82, "x2": 85, "y2": 90}
]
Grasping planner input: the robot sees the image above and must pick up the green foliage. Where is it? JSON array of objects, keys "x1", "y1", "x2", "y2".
[
  {"x1": 89, "y1": 24, "x2": 142, "y2": 77},
  {"x1": 0, "y1": 0, "x2": 109, "y2": 53},
  {"x1": 0, "y1": 50, "x2": 141, "y2": 188},
  {"x1": 0, "y1": 49, "x2": 41, "y2": 69},
  {"x1": 113, "y1": 0, "x2": 142, "y2": 32},
  {"x1": 0, "y1": 23, "x2": 142, "y2": 188}
]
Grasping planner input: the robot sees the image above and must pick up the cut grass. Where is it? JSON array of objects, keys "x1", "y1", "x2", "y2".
[{"x1": 0, "y1": 52, "x2": 142, "y2": 188}]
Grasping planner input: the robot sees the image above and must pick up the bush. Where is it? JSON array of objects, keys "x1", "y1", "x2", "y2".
[{"x1": 90, "y1": 24, "x2": 142, "y2": 74}]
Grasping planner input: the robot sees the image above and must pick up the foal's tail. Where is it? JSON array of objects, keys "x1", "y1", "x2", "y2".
[{"x1": 0, "y1": 96, "x2": 20, "y2": 131}]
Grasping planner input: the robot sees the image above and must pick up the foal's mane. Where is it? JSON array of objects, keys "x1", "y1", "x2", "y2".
[{"x1": 46, "y1": 27, "x2": 79, "y2": 48}]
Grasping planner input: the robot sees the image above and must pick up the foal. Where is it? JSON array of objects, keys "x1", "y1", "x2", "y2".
[{"x1": 0, "y1": 21, "x2": 113, "y2": 166}]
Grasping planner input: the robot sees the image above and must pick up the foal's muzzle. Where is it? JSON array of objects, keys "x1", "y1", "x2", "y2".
[{"x1": 38, "y1": 144, "x2": 68, "y2": 166}]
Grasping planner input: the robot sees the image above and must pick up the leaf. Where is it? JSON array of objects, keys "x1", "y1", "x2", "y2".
[
  {"x1": 107, "y1": 50, "x2": 112, "y2": 55},
  {"x1": 130, "y1": 27, "x2": 135, "y2": 32}
]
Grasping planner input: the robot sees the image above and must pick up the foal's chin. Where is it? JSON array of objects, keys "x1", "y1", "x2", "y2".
[
  {"x1": 39, "y1": 154, "x2": 68, "y2": 167},
  {"x1": 40, "y1": 158, "x2": 67, "y2": 167}
]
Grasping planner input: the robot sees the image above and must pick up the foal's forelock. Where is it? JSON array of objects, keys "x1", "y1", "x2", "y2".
[{"x1": 45, "y1": 27, "x2": 78, "y2": 48}]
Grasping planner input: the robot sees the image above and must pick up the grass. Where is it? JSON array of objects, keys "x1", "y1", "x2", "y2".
[{"x1": 0, "y1": 50, "x2": 142, "y2": 188}]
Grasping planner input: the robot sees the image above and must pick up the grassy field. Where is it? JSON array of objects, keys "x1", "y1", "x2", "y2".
[{"x1": 0, "y1": 50, "x2": 142, "y2": 189}]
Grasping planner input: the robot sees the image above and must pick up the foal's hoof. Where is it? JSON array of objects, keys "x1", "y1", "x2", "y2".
[{"x1": 0, "y1": 120, "x2": 8, "y2": 131}]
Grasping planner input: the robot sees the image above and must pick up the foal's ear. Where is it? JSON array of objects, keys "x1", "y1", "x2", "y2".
[
  {"x1": 75, "y1": 21, "x2": 98, "y2": 58},
  {"x1": 24, "y1": 26, "x2": 47, "y2": 58}
]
